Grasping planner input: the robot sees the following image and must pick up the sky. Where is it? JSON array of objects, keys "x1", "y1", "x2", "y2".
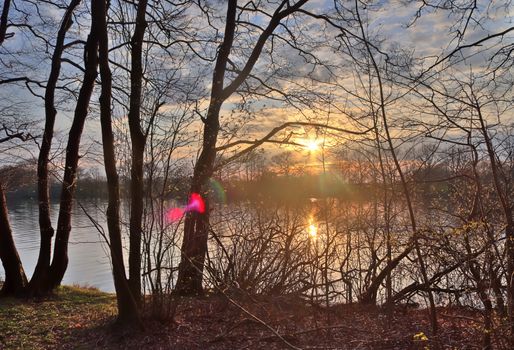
[{"x1": 0, "y1": 0, "x2": 513, "y2": 172}]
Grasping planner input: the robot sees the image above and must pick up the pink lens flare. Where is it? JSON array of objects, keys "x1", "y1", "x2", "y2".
[
  {"x1": 166, "y1": 193, "x2": 206, "y2": 223},
  {"x1": 186, "y1": 193, "x2": 205, "y2": 213},
  {"x1": 166, "y1": 207, "x2": 184, "y2": 222}
]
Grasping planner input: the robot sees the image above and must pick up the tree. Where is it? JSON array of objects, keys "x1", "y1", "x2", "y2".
[
  {"x1": 127, "y1": 0, "x2": 148, "y2": 308},
  {"x1": 417, "y1": 68, "x2": 514, "y2": 346},
  {"x1": 29, "y1": 0, "x2": 81, "y2": 296},
  {"x1": 175, "y1": 0, "x2": 312, "y2": 295},
  {"x1": 0, "y1": 187, "x2": 27, "y2": 295},
  {"x1": 45, "y1": 13, "x2": 98, "y2": 292},
  {"x1": 97, "y1": 0, "x2": 141, "y2": 325},
  {"x1": 0, "y1": 161, "x2": 27, "y2": 296},
  {"x1": 353, "y1": 1, "x2": 438, "y2": 332}
]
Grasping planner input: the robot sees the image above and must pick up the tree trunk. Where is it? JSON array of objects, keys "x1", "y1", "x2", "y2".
[
  {"x1": 175, "y1": 103, "x2": 221, "y2": 295},
  {"x1": 175, "y1": 0, "x2": 237, "y2": 295},
  {"x1": 29, "y1": 0, "x2": 80, "y2": 296},
  {"x1": 175, "y1": 0, "x2": 309, "y2": 295},
  {"x1": 97, "y1": 0, "x2": 141, "y2": 325},
  {"x1": 0, "y1": 183, "x2": 28, "y2": 296},
  {"x1": 127, "y1": 0, "x2": 148, "y2": 306},
  {"x1": 355, "y1": 1, "x2": 438, "y2": 333},
  {"x1": 47, "y1": 5, "x2": 100, "y2": 290},
  {"x1": 0, "y1": 0, "x2": 11, "y2": 45}
]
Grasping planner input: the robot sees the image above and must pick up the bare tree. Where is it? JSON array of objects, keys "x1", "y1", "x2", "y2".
[
  {"x1": 176, "y1": 0, "x2": 320, "y2": 295},
  {"x1": 97, "y1": 0, "x2": 141, "y2": 325},
  {"x1": 29, "y1": 0, "x2": 81, "y2": 296},
  {"x1": 46, "y1": 0, "x2": 101, "y2": 290}
]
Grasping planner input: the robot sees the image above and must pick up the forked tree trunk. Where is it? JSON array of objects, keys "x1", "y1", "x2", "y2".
[
  {"x1": 29, "y1": 0, "x2": 80, "y2": 296},
  {"x1": 97, "y1": 0, "x2": 141, "y2": 325},
  {"x1": 46, "y1": 5, "x2": 100, "y2": 290},
  {"x1": 359, "y1": 244, "x2": 412, "y2": 304},
  {"x1": 0, "y1": 183, "x2": 27, "y2": 296},
  {"x1": 175, "y1": 1, "x2": 237, "y2": 295},
  {"x1": 175, "y1": 0, "x2": 309, "y2": 295}
]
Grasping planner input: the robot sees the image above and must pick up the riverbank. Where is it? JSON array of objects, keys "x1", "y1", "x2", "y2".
[{"x1": 0, "y1": 286, "x2": 494, "y2": 349}]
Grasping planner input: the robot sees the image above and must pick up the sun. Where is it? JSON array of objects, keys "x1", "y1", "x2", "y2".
[{"x1": 303, "y1": 139, "x2": 320, "y2": 152}]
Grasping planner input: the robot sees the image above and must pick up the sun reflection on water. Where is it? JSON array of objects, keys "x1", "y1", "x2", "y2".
[{"x1": 307, "y1": 216, "x2": 317, "y2": 238}]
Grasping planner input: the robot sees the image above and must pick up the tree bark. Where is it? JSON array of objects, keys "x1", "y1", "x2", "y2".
[
  {"x1": 97, "y1": 0, "x2": 141, "y2": 325},
  {"x1": 0, "y1": 0, "x2": 11, "y2": 45},
  {"x1": 175, "y1": 0, "x2": 237, "y2": 295},
  {"x1": 29, "y1": 0, "x2": 80, "y2": 296},
  {"x1": 175, "y1": 0, "x2": 309, "y2": 295},
  {"x1": 127, "y1": 0, "x2": 148, "y2": 306},
  {"x1": 0, "y1": 183, "x2": 28, "y2": 296},
  {"x1": 47, "y1": 4, "x2": 100, "y2": 290}
]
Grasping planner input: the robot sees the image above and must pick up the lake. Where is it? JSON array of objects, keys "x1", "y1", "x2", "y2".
[
  {"x1": 1, "y1": 198, "x2": 326, "y2": 294},
  {"x1": 2, "y1": 199, "x2": 115, "y2": 292},
  {"x1": 1, "y1": 197, "x2": 457, "y2": 306}
]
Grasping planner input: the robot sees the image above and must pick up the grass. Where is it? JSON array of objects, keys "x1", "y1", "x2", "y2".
[{"x1": 0, "y1": 285, "x2": 117, "y2": 349}]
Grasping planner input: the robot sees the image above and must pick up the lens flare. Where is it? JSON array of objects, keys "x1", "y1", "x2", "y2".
[
  {"x1": 166, "y1": 193, "x2": 206, "y2": 223},
  {"x1": 209, "y1": 178, "x2": 227, "y2": 204},
  {"x1": 186, "y1": 193, "x2": 205, "y2": 213},
  {"x1": 166, "y1": 207, "x2": 184, "y2": 222}
]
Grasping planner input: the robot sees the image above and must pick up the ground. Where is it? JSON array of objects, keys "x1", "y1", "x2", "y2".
[{"x1": 0, "y1": 286, "x2": 496, "y2": 349}]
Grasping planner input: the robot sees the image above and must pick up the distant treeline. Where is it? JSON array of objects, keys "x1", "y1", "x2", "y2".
[
  {"x1": 4, "y1": 171, "x2": 110, "y2": 201},
  {"x1": 2, "y1": 162, "x2": 451, "y2": 203},
  {"x1": 224, "y1": 173, "x2": 363, "y2": 202},
  {"x1": 222, "y1": 172, "x2": 449, "y2": 204}
]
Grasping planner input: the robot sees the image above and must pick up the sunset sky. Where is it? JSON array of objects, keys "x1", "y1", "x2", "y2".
[{"x1": 1, "y1": 0, "x2": 512, "y2": 168}]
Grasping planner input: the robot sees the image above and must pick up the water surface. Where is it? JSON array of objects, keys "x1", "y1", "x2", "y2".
[{"x1": 2, "y1": 199, "x2": 115, "y2": 291}]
